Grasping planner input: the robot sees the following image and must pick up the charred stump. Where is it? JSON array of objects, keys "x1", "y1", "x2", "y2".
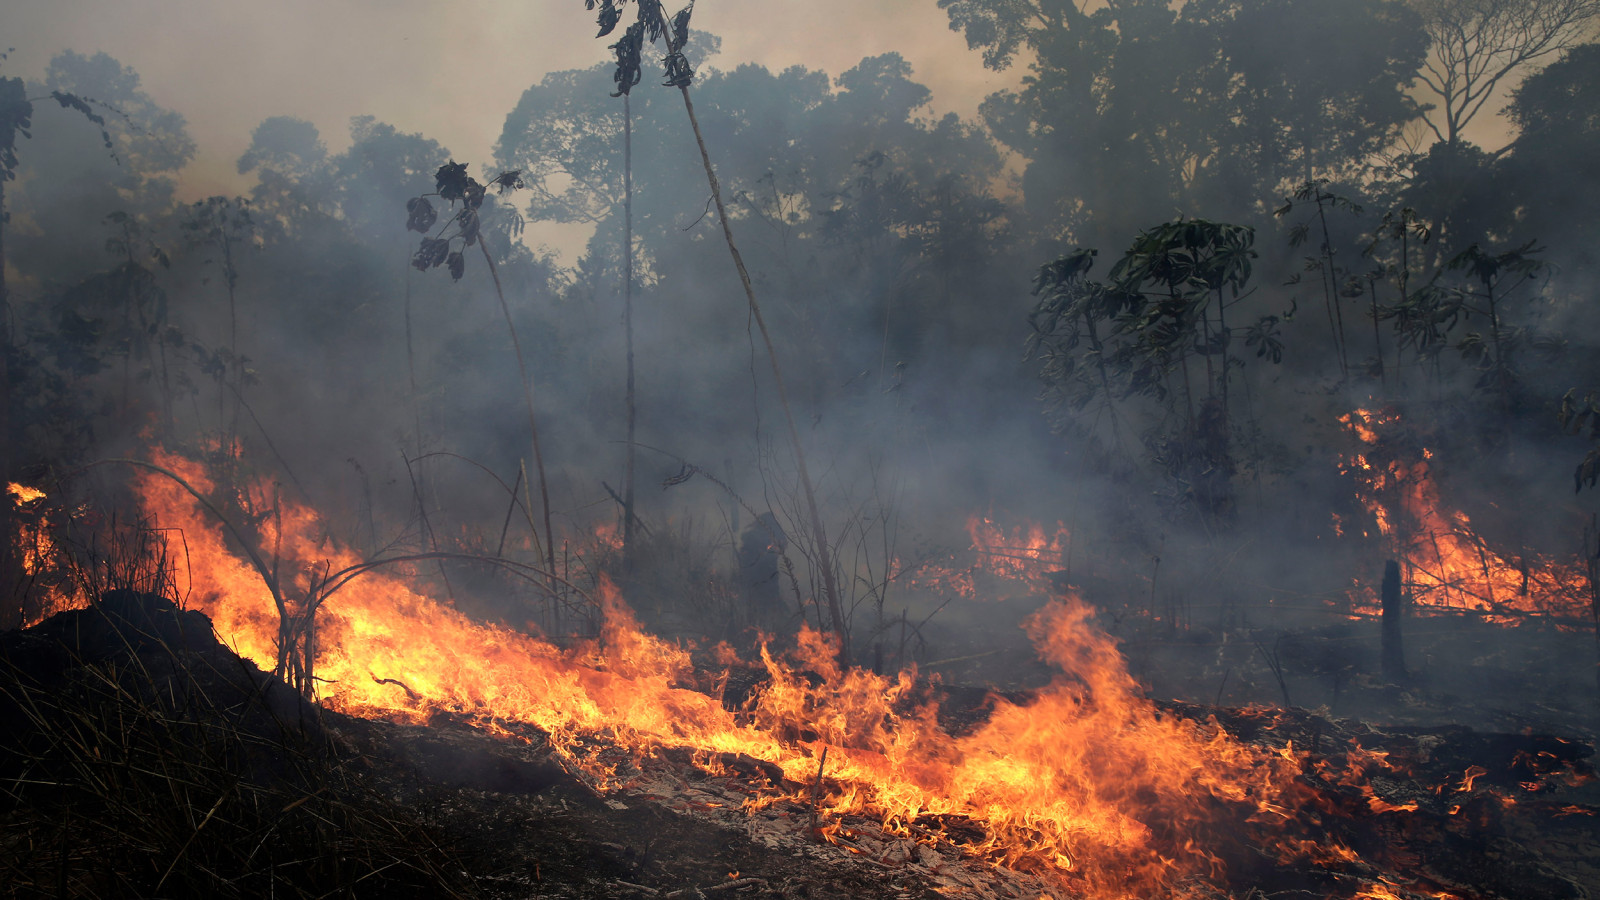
[{"x1": 1381, "y1": 558, "x2": 1407, "y2": 683}]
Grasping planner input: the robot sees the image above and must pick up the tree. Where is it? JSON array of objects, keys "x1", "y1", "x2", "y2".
[
  {"x1": 497, "y1": 66, "x2": 631, "y2": 230},
  {"x1": 1411, "y1": 0, "x2": 1600, "y2": 145},
  {"x1": 499, "y1": 50, "x2": 1009, "y2": 374},
  {"x1": 576, "y1": 0, "x2": 856, "y2": 654},
  {"x1": 0, "y1": 61, "x2": 126, "y2": 611},
  {"x1": 607, "y1": 21, "x2": 643, "y2": 564},
  {"x1": 940, "y1": 0, "x2": 1426, "y2": 242},
  {"x1": 10, "y1": 53, "x2": 193, "y2": 284},
  {"x1": 1029, "y1": 219, "x2": 1266, "y2": 525},
  {"x1": 1500, "y1": 43, "x2": 1600, "y2": 279},
  {"x1": 236, "y1": 116, "x2": 336, "y2": 235},
  {"x1": 405, "y1": 163, "x2": 563, "y2": 592},
  {"x1": 1561, "y1": 388, "x2": 1600, "y2": 492},
  {"x1": 180, "y1": 196, "x2": 258, "y2": 447}
]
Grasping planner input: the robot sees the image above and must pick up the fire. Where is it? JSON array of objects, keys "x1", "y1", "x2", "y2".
[
  {"x1": 7, "y1": 483, "x2": 90, "y2": 626},
  {"x1": 909, "y1": 513, "x2": 1072, "y2": 601},
  {"x1": 7, "y1": 483, "x2": 46, "y2": 505},
  {"x1": 967, "y1": 514, "x2": 1071, "y2": 588},
  {"x1": 121, "y1": 449, "x2": 1318, "y2": 898},
  {"x1": 1456, "y1": 765, "x2": 1489, "y2": 793},
  {"x1": 1339, "y1": 409, "x2": 1591, "y2": 623}
]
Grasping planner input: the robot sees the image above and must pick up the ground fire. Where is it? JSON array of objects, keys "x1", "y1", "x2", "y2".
[
  {"x1": 6, "y1": 449, "x2": 1599, "y2": 899},
  {"x1": 8, "y1": 3, "x2": 1600, "y2": 894}
]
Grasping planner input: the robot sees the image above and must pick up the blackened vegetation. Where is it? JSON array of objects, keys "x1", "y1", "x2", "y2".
[
  {"x1": 1187, "y1": 702, "x2": 1600, "y2": 900},
  {"x1": 407, "y1": 162, "x2": 525, "y2": 283},
  {"x1": 0, "y1": 597, "x2": 957, "y2": 899},
  {"x1": 0, "y1": 592, "x2": 478, "y2": 898},
  {"x1": 6, "y1": 593, "x2": 1600, "y2": 899}
]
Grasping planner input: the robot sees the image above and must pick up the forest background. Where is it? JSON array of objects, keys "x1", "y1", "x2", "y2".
[{"x1": 2, "y1": 0, "x2": 1599, "y2": 667}]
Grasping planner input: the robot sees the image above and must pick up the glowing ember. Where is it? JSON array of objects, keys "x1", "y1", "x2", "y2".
[
  {"x1": 124, "y1": 449, "x2": 1317, "y2": 898},
  {"x1": 1339, "y1": 409, "x2": 1591, "y2": 623}
]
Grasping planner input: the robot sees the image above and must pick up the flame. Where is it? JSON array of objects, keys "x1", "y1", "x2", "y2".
[
  {"x1": 1339, "y1": 409, "x2": 1591, "y2": 623},
  {"x1": 909, "y1": 514, "x2": 1072, "y2": 601},
  {"x1": 7, "y1": 483, "x2": 46, "y2": 505},
  {"x1": 116, "y1": 449, "x2": 1324, "y2": 897},
  {"x1": 7, "y1": 483, "x2": 90, "y2": 626}
]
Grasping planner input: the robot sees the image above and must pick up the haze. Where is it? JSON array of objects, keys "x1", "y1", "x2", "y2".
[{"x1": 1, "y1": 0, "x2": 1014, "y2": 200}]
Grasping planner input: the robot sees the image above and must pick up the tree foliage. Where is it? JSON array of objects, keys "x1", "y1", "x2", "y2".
[
  {"x1": 942, "y1": 0, "x2": 1426, "y2": 241},
  {"x1": 1412, "y1": 0, "x2": 1600, "y2": 143}
]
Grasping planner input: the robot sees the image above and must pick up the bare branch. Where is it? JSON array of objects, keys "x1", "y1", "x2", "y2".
[{"x1": 1412, "y1": 0, "x2": 1600, "y2": 141}]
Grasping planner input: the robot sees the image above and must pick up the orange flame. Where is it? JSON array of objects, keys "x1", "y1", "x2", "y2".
[
  {"x1": 7, "y1": 483, "x2": 46, "y2": 505},
  {"x1": 8, "y1": 483, "x2": 89, "y2": 626},
  {"x1": 94, "y1": 449, "x2": 1325, "y2": 896},
  {"x1": 1339, "y1": 409, "x2": 1590, "y2": 623},
  {"x1": 909, "y1": 514, "x2": 1072, "y2": 601}
]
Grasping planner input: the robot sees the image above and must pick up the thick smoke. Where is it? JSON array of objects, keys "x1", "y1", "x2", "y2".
[{"x1": 3, "y1": 2, "x2": 1599, "y2": 731}]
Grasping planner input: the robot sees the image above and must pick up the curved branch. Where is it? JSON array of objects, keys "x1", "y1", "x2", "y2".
[
  {"x1": 408, "y1": 450, "x2": 537, "y2": 533},
  {"x1": 67, "y1": 457, "x2": 285, "y2": 616},
  {"x1": 317, "y1": 550, "x2": 592, "y2": 609}
]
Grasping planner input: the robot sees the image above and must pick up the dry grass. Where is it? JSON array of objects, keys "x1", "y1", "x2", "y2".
[{"x1": 0, "y1": 594, "x2": 482, "y2": 899}]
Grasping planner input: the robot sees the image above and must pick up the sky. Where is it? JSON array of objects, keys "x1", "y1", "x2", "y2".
[{"x1": 1, "y1": 0, "x2": 1018, "y2": 201}]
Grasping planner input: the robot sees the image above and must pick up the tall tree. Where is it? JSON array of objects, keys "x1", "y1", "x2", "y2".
[
  {"x1": 1411, "y1": 0, "x2": 1600, "y2": 145},
  {"x1": 578, "y1": 1, "x2": 855, "y2": 653},
  {"x1": 1500, "y1": 43, "x2": 1600, "y2": 279},
  {"x1": 940, "y1": 0, "x2": 1425, "y2": 242},
  {"x1": 9, "y1": 53, "x2": 192, "y2": 289},
  {"x1": 609, "y1": 22, "x2": 644, "y2": 565},
  {"x1": 0, "y1": 65, "x2": 124, "y2": 612}
]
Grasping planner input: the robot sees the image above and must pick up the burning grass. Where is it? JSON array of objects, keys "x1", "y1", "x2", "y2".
[
  {"x1": 104, "y1": 448, "x2": 1330, "y2": 897},
  {"x1": 6, "y1": 447, "x2": 1600, "y2": 899}
]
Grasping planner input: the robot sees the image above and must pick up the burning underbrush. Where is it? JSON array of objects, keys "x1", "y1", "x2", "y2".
[
  {"x1": 1338, "y1": 409, "x2": 1596, "y2": 625},
  {"x1": 3, "y1": 448, "x2": 1600, "y2": 899}
]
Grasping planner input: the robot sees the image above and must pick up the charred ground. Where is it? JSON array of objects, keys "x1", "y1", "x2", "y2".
[{"x1": 6, "y1": 592, "x2": 1600, "y2": 900}]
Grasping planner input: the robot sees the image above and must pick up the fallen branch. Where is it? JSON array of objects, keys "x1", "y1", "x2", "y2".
[
  {"x1": 661, "y1": 877, "x2": 770, "y2": 897},
  {"x1": 371, "y1": 675, "x2": 422, "y2": 702}
]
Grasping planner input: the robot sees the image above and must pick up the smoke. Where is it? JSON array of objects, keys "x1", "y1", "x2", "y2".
[
  {"x1": 4, "y1": 1, "x2": 1599, "y2": 735},
  {"x1": 0, "y1": 1, "x2": 1015, "y2": 209}
]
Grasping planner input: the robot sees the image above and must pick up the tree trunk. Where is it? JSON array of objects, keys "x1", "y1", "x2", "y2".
[
  {"x1": 622, "y1": 92, "x2": 637, "y2": 568},
  {"x1": 1381, "y1": 558, "x2": 1407, "y2": 683},
  {"x1": 0, "y1": 176, "x2": 22, "y2": 618},
  {"x1": 475, "y1": 242, "x2": 557, "y2": 590},
  {"x1": 674, "y1": 83, "x2": 849, "y2": 659}
]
